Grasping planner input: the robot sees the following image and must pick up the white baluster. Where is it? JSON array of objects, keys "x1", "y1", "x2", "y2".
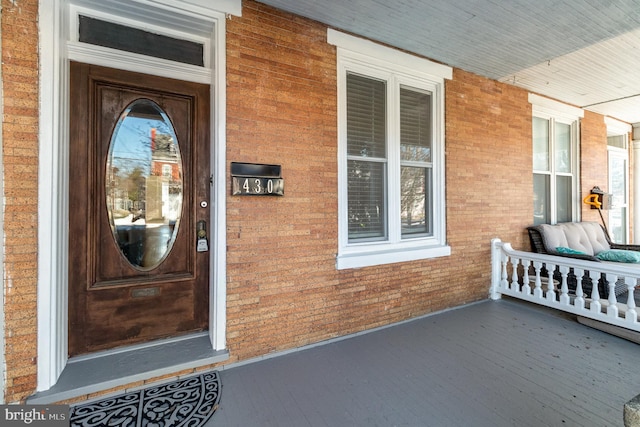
[
  {"x1": 606, "y1": 274, "x2": 619, "y2": 318},
  {"x1": 573, "y1": 268, "x2": 585, "y2": 310},
  {"x1": 511, "y1": 258, "x2": 520, "y2": 291},
  {"x1": 532, "y1": 261, "x2": 543, "y2": 299},
  {"x1": 500, "y1": 253, "x2": 509, "y2": 290},
  {"x1": 558, "y1": 266, "x2": 569, "y2": 305},
  {"x1": 545, "y1": 263, "x2": 556, "y2": 302},
  {"x1": 626, "y1": 277, "x2": 638, "y2": 325},
  {"x1": 522, "y1": 260, "x2": 531, "y2": 295},
  {"x1": 590, "y1": 271, "x2": 601, "y2": 314}
]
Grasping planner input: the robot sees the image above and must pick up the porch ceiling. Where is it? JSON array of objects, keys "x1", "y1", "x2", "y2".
[{"x1": 257, "y1": 0, "x2": 640, "y2": 125}]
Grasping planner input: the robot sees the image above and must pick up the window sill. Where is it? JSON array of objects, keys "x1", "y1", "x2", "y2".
[{"x1": 336, "y1": 244, "x2": 451, "y2": 270}]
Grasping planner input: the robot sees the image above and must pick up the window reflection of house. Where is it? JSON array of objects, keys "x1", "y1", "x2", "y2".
[
  {"x1": 106, "y1": 103, "x2": 184, "y2": 269},
  {"x1": 148, "y1": 130, "x2": 182, "y2": 223}
]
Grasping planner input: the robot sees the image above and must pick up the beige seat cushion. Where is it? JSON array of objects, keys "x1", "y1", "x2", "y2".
[{"x1": 537, "y1": 222, "x2": 610, "y2": 256}]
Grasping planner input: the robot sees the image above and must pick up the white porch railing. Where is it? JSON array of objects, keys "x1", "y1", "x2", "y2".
[{"x1": 491, "y1": 238, "x2": 640, "y2": 333}]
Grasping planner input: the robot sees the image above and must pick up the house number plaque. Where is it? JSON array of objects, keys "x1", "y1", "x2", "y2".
[
  {"x1": 232, "y1": 177, "x2": 284, "y2": 196},
  {"x1": 231, "y1": 162, "x2": 284, "y2": 196}
]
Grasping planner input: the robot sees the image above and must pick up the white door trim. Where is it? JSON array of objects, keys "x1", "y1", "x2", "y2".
[
  {"x1": 37, "y1": 0, "x2": 231, "y2": 392},
  {"x1": 607, "y1": 148, "x2": 629, "y2": 243}
]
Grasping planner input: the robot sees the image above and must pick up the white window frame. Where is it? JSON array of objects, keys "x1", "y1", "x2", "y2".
[
  {"x1": 329, "y1": 30, "x2": 451, "y2": 270},
  {"x1": 530, "y1": 94, "x2": 583, "y2": 225}
]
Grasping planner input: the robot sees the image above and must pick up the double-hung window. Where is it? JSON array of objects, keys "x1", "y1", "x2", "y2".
[
  {"x1": 530, "y1": 94, "x2": 583, "y2": 225},
  {"x1": 329, "y1": 30, "x2": 452, "y2": 269}
]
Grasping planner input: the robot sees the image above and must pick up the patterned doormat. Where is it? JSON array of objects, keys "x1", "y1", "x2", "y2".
[{"x1": 69, "y1": 371, "x2": 221, "y2": 427}]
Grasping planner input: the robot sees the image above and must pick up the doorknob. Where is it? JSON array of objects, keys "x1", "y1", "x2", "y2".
[{"x1": 196, "y1": 220, "x2": 208, "y2": 252}]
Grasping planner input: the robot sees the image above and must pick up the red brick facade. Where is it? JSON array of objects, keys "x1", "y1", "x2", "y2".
[
  {"x1": 581, "y1": 111, "x2": 613, "y2": 224},
  {"x1": 2, "y1": 0, "x2": 40, "y2": 403},
  {"x1": 0, "y1": 0, "x2": 629, "y2": 403}
]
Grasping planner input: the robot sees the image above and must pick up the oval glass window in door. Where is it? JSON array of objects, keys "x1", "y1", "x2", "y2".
[{"x1": 106, "y1": 99, "x2": 183, "y2": 270}]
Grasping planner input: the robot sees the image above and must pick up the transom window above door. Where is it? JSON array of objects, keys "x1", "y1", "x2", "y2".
[
  {"x1": 67, "y1": 2, "x2": 217, "y2": 79},
  {"x1": 78, "y1": 15, "x2": 205, "y2": 66}
]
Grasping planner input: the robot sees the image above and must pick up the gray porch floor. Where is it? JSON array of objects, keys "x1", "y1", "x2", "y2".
[{"x1": 208, "y1": 298, "x2": 640, "y2": 427}]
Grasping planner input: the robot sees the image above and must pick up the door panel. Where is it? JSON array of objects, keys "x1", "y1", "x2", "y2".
[{"x1": 69, "y1": 62, "x2": 210, "y2": 356}]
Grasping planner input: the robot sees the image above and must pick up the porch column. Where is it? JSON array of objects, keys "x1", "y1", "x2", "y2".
[{"x1": 634, "y1": 124, "x2": 640, "y2": 244}]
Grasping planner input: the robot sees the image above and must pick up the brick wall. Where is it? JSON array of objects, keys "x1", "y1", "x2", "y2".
[
  {"x1": 226, "y1": 1, "x2": 341, "y2": 359},
  {"x1": 2, "y1": 0, "x2": 40, "y2": 403},
  {"x1": 580, "y1": 111, "x2": 608, "y2": 223},
  {"x1": 224, "y1": 2, "x2": 538, "y2": 362},
  {"x1": 445, "y1": 69, "x2": 533, "y2": 280}
]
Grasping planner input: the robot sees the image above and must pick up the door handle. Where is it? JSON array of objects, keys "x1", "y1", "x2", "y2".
[{"x1": 196, "y1": 220, "x2": 208, "y2": 252}]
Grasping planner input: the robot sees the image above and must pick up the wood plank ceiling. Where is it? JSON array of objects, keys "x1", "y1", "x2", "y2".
[{"x1": 257, "y1": 0, "x2": 640, "y2": 125}]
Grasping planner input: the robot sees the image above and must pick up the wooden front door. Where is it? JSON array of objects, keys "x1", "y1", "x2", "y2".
[{"x1": 68, "y1": 62, "x2": 211, "y2": 356}]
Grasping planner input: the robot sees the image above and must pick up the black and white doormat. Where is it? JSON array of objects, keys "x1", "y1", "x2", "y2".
[{"x1": 70, "y1": 371, "x2": 221, "y2": 427}]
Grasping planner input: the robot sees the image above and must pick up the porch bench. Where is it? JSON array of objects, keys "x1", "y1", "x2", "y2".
[
  {"x1": 527, "y1": 221, "x2": 640, "y2": 260},
  {"x1": 527, "y1": 221, "x2": 640, "y2": 297}
]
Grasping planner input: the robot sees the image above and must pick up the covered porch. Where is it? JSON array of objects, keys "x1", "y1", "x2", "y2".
[
  {"x1": 5, "y1": 0, "x2": 640, "y2": 407},
  {"x1": 209, "y1": 298, "x2": 639, "y2": 426}
]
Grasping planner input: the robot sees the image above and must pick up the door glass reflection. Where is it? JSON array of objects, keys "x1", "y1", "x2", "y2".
[{"x1": 106, "y1": 99, "x2": 183, "y2": 270}]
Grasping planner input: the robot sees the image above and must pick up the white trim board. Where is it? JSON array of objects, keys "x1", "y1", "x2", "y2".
[
  {"x1": 605, "y1": 116, "x2": 632, "y2": 135},
  {"x1": 328, "y1": 29, "x2": 452, "y2": 81},
  {"x1": 529, "y1": 93, "x2": 584, "y2": 121}
]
